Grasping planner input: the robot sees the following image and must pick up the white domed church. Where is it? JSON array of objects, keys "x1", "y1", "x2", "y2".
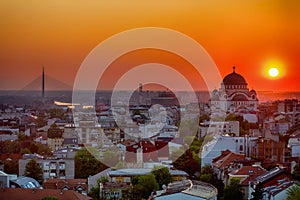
[{"x1": 210, "y1": 66, "x2": 258, "y2": 113}]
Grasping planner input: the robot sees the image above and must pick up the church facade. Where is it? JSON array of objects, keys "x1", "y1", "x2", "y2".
[{"x1": 210, "y1": 67, "x2": 258, "y2": 114}]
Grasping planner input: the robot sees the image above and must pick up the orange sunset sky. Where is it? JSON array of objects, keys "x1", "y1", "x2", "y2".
[{"x1": 0, "y1": 0, "x2": 300, "y2": 91}]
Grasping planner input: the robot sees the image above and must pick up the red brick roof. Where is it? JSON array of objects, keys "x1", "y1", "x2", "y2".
[{"x1": 0, "y1": 188, "x2": 91, "y2": 200}]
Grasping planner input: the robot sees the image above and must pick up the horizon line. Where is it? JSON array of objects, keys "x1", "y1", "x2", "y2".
[{"x1": 0, "y1": 89, "x2": 300, "y2": 93}]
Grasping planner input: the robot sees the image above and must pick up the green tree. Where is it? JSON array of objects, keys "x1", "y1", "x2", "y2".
[
  {"x1": 102, "y1": 149, "x2": 119, "y2": 167},
  {"x1": 199, "y1": 165, "x2": 224, "y2": 199},
  {"x1": 172, "y1": 137, "x2": 203, "y2": 177},
  {"x1": 74, "y1": 147, "x2": 108, "y2": 179},
  {"x1": 36, "y1": 143, "x2": 52, "y2": 156},
  {"x1": 225, "y1": 114, "x2": 258, "y2": 136},
  {"x1": 201, "y1": 164, "x2": 214, "y2": 174},
  {"x1": 24, "y1": 159, "x2": 43, "y2": 183},
  {"x1": 223, "y1": 178, "x2": 243, "y2": 200},
  {"x1": 47, "y1": 124, "x2": 62, "y2": 138},
  {"x1": 151, "y1": 166, "x2": 173, "y2": 189},
  {"x1": 132, "y1": 174, "x2": 158, "y2": 199},
  {"x1": 21, "y1": 147, "x2": 32, "y2": 155},
  {"x1": 172, "y1": 149, "x2": 201, "y2": 176},
  {"x1": 17, "y1": 133, "x2": 30, "y2": 141},
  {"x1": 200, "y1": 173, "x2": 212, "y2": 183},
  {"x1": 28, "y1": 143, "x2": 39, "y2": 153},
  {"x1": 4, "y1": 160, "x2": 18, "y2": 174},
  {"x1": 89, "y1": 177, "x2": 108, "y2": 200},
  {"x1": 292, "y1": 163, "x2": 300, "y2": 181},
  {"x1": 251, "y1": 182, "x2": 263, "y2": 200},
  {"x1": 287, "y1": 184, "x2": 300, "y2": 200}
]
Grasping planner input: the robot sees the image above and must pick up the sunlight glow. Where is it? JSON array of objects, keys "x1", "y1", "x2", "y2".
[
  {"x1": 262, "y1": 58, "x2": 285, "y2": 79},
  {"x1": 268, "y1": 68, "x2": 279, "y2": 77}
]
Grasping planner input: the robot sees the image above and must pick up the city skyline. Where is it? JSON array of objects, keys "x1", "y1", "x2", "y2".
[
  {"x1": 1, "y1": 2, "x2": 300, "y2": 200},
  {"x1": 1, "y1": 1, "x2": 300, "y2": 91}
]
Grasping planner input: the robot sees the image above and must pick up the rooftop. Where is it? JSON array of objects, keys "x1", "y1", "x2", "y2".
[
  {"x1": 223, "y1": 67, "x2": 247, "y2": 85},
  {"x1": 213, "y1": 150, "x2": 246, "y2": 169},
  {"x1": 229, "y1": 165, "x2": 267, "y2": 186},
  {"x1": 0, "y1": 188, "x2": 91, "y2": 200},
  {"x1": 10, "y1": 176, "x2": 41, "y2": 189},
  {"x1": 43, "y1": 178, "x2": 88, "y2": 191},
  {"x1": 155, "y1": 192, "x2": 206, "y2": 200},
  {"x1": 255, "y1": 167, "x2": 285, "y2": 184},
  {"x1": 109, "y1": 168, "x2": 188, "y2": 177}
]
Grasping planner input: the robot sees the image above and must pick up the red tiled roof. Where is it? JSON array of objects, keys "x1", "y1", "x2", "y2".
[
  {"x1": 213, "y1": 151, "x2": 246, "y2": 169},
  {"x1": 0, "y1": 188, "x2": 91, "y2": 200},
  {"x1": 43, "y1": 179, "x2": 88, "y2": 191},
  {"x1": 230, "y1": 165, "x2": 267, "y2": 186},
  {"x1": 212, "y1": 149, "x2": 231, "y2": 163},
  {"x1": 231, "y1": 165, "x2": 266, "y2": 176},
  {"x1": 262, "y1": 174, "x2": 291, "y2": 188},
  {"x1": 0, "y1": 153, "x2": 22, "y2": 161}
]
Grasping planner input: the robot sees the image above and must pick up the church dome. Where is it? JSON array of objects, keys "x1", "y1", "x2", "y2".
[{"x1": 223, "y1": 66, "x2": 247, "y2": 85}]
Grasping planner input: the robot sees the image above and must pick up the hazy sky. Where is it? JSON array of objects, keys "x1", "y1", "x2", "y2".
[{"x1": 1, "y1": 0, "x2": 300, "y2": 91}]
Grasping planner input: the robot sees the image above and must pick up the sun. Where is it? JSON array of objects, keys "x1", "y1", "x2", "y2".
[
  {"x1": 263, "y1": 58, "x2": 285, "y2": 79},
  {"x1": 268, "y1": 67, "x2": 279, "y2": 77}
]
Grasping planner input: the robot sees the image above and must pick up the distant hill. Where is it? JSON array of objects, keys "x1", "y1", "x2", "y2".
[{"x1": 21, "y1": 75, "x2": 72, "y2": 91}]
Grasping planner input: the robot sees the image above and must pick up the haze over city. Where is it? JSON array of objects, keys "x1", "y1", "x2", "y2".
[
  {"x1": 1, "y1": 0, "x2": 300, "y2": 91},
  {"x1": 1, "y1": 1, "x2": 300, "y2": 200}
]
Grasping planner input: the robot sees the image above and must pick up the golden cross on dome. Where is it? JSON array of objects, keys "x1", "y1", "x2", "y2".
[{"x1": 233, "y1": 66, "x2": 236, "y2": 73}]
